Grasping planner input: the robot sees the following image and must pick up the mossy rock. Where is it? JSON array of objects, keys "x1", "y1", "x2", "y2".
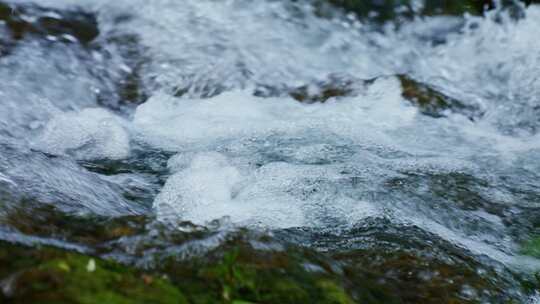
[
  {"x1": 0, "y1": 202, "x2": 149, "y2": 247},
  {"x1": 155, "y1": 240, "x2": 363, "y2": 304},
  {"x1": 0, "y1": 203, "x2": 531, "y2": 303},
  {"x1": 522, "y1": 236, "x2": 540, "y2": 258},
  {"x1": 0, "y1": 241, "x2": 186, "y2": 304},
  {"x1": 335, "y1": 249, "x2": 503, "y2": 304}
]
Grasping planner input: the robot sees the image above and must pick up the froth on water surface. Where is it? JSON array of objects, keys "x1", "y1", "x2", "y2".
[{"x1": 1, "y1": 0, "x2": 540, "y2": 302}]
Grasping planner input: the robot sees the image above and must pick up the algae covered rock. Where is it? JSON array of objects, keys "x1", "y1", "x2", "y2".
[
  {"x1": 0, "y1": 241, "x2": 186, "y2": 304},
  {"x1": 523, "y1": 236, "x2": 540, "y2": 258},
  {"x1": 154, "y1": 238, "x2": 365, "y2": 304},
  {"x1": 1, "y1": 202, "x2": 149, "y2": 247},
  {"x1": 0, "y1": 202, "x2": 535, "y2": 303}
]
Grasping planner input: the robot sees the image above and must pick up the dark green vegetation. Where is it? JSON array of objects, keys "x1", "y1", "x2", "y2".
[
  {"x1": 523, "y1": 236, "x2": 540, "y2": 259},
  {"x1": 0, "y1": 241, "x2": 186, "y2": 304}
]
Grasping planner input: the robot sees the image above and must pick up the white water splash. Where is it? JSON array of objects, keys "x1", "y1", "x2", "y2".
[{"x1": 1, "y1": 0, "x2": 540, "y2": 271}]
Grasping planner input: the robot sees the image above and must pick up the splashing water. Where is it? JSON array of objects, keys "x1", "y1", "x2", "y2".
[{"x1": 1, "y1": 0, "x2": 540, "y2": 295}]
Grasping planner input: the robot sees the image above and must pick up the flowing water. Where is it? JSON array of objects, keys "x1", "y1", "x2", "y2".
[{"x1": 1, "y1": 0, "x2": 540, "y2": 302}]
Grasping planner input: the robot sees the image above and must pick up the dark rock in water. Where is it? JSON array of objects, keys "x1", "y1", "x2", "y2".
[
  {"x1": 288, "y1": 74, "x2": 366, "y2": 103},
  {"x1": 316, "y1": 0, "x2": 532, "y2": 23},
  {"x1": 522, "y1": 236, "x2": 540, "y2": 258},
  {"x1": 279, "y1": 74, "x2": 483, "y2": 121},
  {"x1": 0, "y1": 1, "x2": 98, "y2": 44},
  {"x1": 251, "y1": 74, "x2": 363, "y2": 103},
  {"x1": 384, "y1": 170, "x2": 540, "y2": 250},
  {"x1": 1, "y1": 202, "x2": 149, "y2": 248},
  {"x1": 102, "y1": 32, "x2": 150, "y2": 106},
  {"x1": 315, "y1": 0, "x2": 481, "y2": 22},
  {"x1": 155, "y1": 226, "x2": 531, "y2": 304},
  {"x1": 278, "y1": 221, "x2": 533, "y2": 303},
  {"x1": 398, "y1": 75, "x2": 483, "y2": 120}
]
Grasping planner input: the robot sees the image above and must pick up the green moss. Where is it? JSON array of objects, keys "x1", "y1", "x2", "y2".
[
  {"x1": 0, "y1": 204, "x2": 528, "y2": 304},
  {"x1": 317, "y1": 280, "x2": 355, "y2": 304},
  {"x1": 522, "y1": 236, "x2": 540, "y2": 258},
  {"x1": 154, "y1": 241, "x2": 363, "y2": 304},
  {"x1": 0, "y1": 242, "x2": 186, "y2": 304}
]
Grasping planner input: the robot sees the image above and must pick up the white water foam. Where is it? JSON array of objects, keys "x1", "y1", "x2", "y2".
[
  {"x1": 36, "y1": 108, "x2": 130, "y2": 160},
  {"x1": 1, "y1": 0, "x2": 540, "y2": 270}
]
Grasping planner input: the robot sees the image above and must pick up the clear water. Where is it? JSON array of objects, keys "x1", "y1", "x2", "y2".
[{"x1": 1, "y1": 0, "x2": 540, "y2": 298}]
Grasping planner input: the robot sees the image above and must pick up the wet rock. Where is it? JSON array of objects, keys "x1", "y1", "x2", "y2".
[
  {"x1": 253, "y1": 74, "x2": 369, "y2": 103},
  {"x1": 279, "y1": 221, "x2": 530, "y2": 303},
  {"x1": 0, "y1": 241, "x2": 186, "y2": 304},
  {"x1": 288, "y1": 74, "x2": 366, "y2": 104},
  {"x1": 334, "y1": 249, "x2": 500, "y2": 304},
  {"x1": 317, "y1": 0, "x2": 532, "y2": 23},
  {"x1": 157, "y1": 237, "x2": 361, "y2": 304},
  {"x1": 272, "y1": 74, "x2": 482, "y2": 121},
  {"x1": 386, "y1": 172, "x2": 494, "y2": 211},
  {"x1": 155, "y1": 229, "x2": 527, "y2": 304},
  {"x1": 522, "y1": 236, "x2": 540, "y2": 258},
  {"x1": 0, "y1": 201, "x2": 224, "y2": 259},
  {"x1": 0, "y1": 203, "x2": 534, "y2": 303},
  {"x1": 0, "y1": 2, "x2": 98, "y2": 44},
  {"x1": 101, "y1": 32, "x2": 150, "y2": 106},
  {"x1": 1, "y1": 202, "x2": 149, "y2": 248},
  {"x1": 398, "y1": 75, "x2": 483, "y2": 120},
  {"x1": 79, "y1": 148, "x2": 172, "y2": 177},
  {"x1": 384, "y1": 171, "x2": 540, "y2": 242}
]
